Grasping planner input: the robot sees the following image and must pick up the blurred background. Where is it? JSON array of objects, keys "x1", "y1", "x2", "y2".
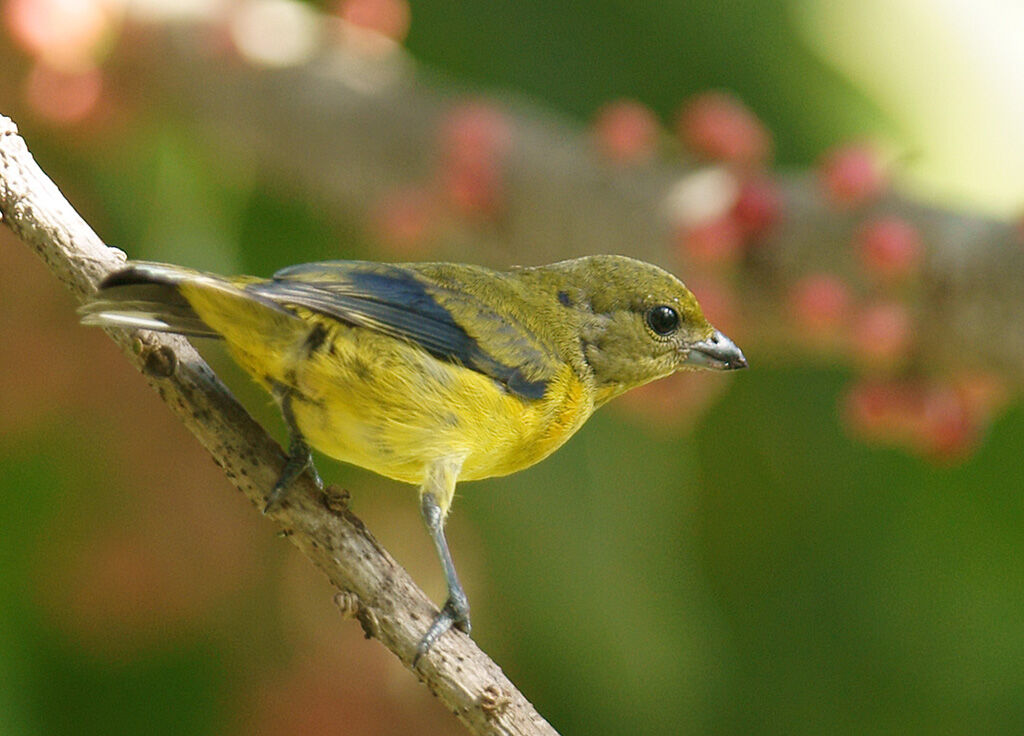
[{"x1": 2, "y1": 0, "x2": 1023, "y2": 734}]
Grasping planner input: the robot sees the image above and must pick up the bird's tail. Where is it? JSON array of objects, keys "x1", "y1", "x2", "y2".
[
  {"x1": 79, "y1": 261, "x2": 227, "y2": 337},
  {"x1": 80, "y1": 261, "x2": 309, "y2": 384},
  {"x1": 80, "y1": 261, "x2": 301, "y2": 343}
]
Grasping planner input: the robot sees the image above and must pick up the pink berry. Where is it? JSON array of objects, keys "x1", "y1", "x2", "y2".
[
  {"x1": 818, "y1": 142, "x2": 886, "y2": 207},
  {"x1": 844, "y1": 381, "x2": 894, "y2": 438},
  {"x1": 439, "y1": 157, "x2": 505, "y2": 218},
  {"x1": 677, "y1": 91, "x2": 772, "y2": 166},
  {"x1": 844, "y1": 380, "x2": 982, "y2": 462},
  {"x1": 732, "y1": 175, "x2": 783, "y2": 236},
  {"x1": 843, "y1": 380, "x2": 918, "y2": 445},
  {"x1": 438, "y1": 101, "x2": 512, "y2": 170},
  {"x1": 437, "y1": 102, "x2": 511, "y2": 218},
  {"x1": 24, "y1": 62, "x2": 103, "y2": 125},
  {"x1": 335, "y1": 0, "x2": 411, "y2": 42},
  {"x1": 370, "y1": 187, "x2": 437, "y2": 253},
  {"x1": 852, "y1": 301, "x2": 912, "y2": 367},
  {"x1": 592, "y1": 99, "x2": 659, "y2": 164},
  {"x1": 856, "y1": 216, "x2": 923, "y2": 282},
  {"x1": 916, "y1": 385, "x2": 977, "y2": 462},
  {"x1": 675, "y1": 215, "x2": 744, "y2": 266},
  {"x1": 789, "y1": 274, "x2": 852, "y2": 334}
]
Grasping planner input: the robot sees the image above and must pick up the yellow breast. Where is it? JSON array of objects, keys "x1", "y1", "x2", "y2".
[{"x1": 258, "y1": 324, "x2": 594, "y2": 486}]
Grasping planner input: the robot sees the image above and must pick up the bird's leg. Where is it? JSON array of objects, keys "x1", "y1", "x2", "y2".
[
  {"x1": 264, "y1": 386, "x2": 323, "y2": 513},
  {"x1": 415, "y1": 491, "x2": 471, "y2": 663},
  {"x1": 414, "y1": 459, "x2": 470, "y2": 665}
]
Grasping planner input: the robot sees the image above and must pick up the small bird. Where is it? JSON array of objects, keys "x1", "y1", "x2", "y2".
[{"x1": 80, "y1": 255, "x2": 747, "y2": 662}]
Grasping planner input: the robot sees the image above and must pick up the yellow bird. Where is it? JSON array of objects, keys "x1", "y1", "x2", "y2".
[{"x1": 80, "y1": 255, "x2": 747, "y2": 661}]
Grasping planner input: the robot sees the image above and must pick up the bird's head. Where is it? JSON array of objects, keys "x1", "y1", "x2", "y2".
[{"x1": 547, "y1": 255, "x2": 747, "y2": 404}]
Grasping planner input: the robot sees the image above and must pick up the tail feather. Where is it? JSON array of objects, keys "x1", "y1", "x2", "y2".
[
  {"x1": 79, "y1": 300, "x2": 217, "y2": 337},
  {"x1": 80, "y1": 261, "x2": 304, "y2": 354},
  {"x1": 79, "y1": 262, "x2": 226, "y2": 338}
]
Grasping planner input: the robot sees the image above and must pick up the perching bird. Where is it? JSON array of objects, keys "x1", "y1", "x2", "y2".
[{"x1": 80, "y1": 255, "x2": 747, "y2": 661}]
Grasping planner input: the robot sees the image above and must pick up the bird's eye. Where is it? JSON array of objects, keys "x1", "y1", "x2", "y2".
[{"x1": 646, "y1": 305, "x2": 680, "y2": 336}]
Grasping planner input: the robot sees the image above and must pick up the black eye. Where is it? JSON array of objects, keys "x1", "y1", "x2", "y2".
[{"x1": 646, "y1": 305, "x2": 680, "y2": 336}]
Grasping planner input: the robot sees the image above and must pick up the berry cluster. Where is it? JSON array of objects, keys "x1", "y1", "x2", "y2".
[{"x1": 607, "y1": 90, "x2": 1010, "y2": 461}]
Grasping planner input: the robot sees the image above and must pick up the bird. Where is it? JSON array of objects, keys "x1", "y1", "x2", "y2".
[{"x1": 80, "y1": 254, "x2": 747, "y2": 662}]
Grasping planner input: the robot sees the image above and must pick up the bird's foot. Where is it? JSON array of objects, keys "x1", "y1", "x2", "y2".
[
  {"x1": 413, "y1": 591, "x2": 471, "y2": 666},
  {"x1": 264, "y1": 441, "x2": 322, "y2": 513}
]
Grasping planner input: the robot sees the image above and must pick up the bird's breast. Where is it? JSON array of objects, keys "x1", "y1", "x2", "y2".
[{"x1": 284, "y1": 326, "x2": 595, "y2": 485}]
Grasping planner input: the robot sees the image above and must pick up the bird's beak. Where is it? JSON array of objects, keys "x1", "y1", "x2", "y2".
[{"x1": 685, "y1": 329, "x2": 748, "y2": 370}]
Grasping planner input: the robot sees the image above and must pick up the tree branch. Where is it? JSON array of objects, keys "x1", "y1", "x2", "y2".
[{"x1": 0, "y1": 114, "x2": 559, "y2": 735}]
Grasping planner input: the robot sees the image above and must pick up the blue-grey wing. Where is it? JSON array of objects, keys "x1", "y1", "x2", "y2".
[{"x1": 245, "y1": 261, "x2": 552, "y2": 400}]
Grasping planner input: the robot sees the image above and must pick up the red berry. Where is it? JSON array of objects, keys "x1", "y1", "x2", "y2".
[
  {"x1": 677, "y1": 91, "x2": 772, "y2": 166},
  {"x1": 24, "y1": 62, "x2": 102, "y2": 124},
  {"x1": 852, "y1": 301, "x2": 913, "y2": 367},
  {"x1": 675, "y1": 215, "x2": 744, "y2": 266},
  {"x1": 437, "y1": 102, "x2": 511, "y2": 218},
  {"x1": 843, "y1": 380, "x2": 920, "y2": 446},
  {"x1": 819, "y1": 142, "x2": 886, "y2": 207},
  {"x1": 856, "y1": 216, "x2": 923, "y2": 282},
  {"x1": 844, "y1": 381, "x2": 897, "y2": 439},
  {"x1": 336, "y1": 0, "x2": 411, "y2": 42},
  {"x1": 844, "y1": 380, "x2": 983, "y2": 463},
  {"x1": 592, "y1": 99, "x2": 659, "y2": 164},
  {"x1": 439, "y1": 157, "x2": 505, "y2": 218},
  {"x1": 438, "y1": 101, "x2": 512, "y2": 170},
  {"x1": 370, "y1": 187, "x2": 437, "y2": 253},
  {"x1": 732, "y1": 175, "x2": 783, "y2": 236},
  {"x1": 915, "y1": 385, "x2": 978, "y2": 462},
  {"x1": 789, "y1": 274, "x2": 852, "y2": 334}
]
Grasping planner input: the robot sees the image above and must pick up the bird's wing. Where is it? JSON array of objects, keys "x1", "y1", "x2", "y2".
[{"x1": 244, "y1": 261, "x2": 555, "y2": 400}]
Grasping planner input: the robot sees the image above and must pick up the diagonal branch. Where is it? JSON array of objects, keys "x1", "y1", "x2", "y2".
[{"x1": 0, "y1": 114, "x2": 559, "y2": 736}]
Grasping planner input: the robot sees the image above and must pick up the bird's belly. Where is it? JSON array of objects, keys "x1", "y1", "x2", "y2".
[{"x1": 288, "y1": 332, "x2": 593, "y2": 486}]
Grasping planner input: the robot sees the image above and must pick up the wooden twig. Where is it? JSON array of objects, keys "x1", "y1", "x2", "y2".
[{"x1": 0, "y1": 114, "x2": 559, "y2": 736}]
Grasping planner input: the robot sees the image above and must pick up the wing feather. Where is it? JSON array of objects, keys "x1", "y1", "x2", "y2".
[{"x1": 246, "y1": 262, "x2": 552, "y2": 400}]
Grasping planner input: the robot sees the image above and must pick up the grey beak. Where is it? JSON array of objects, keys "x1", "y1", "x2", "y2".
[{"x1": 685, "y1": 329, "x2": 748, "y2": 370}]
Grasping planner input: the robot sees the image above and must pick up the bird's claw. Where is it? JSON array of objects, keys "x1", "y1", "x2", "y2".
[
  {"x1": 263, "y1": 445, "x2": 322, "y2": 514},
  {"x1": 413, "y1": 595, "x2": 471, "y2": 667}
]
